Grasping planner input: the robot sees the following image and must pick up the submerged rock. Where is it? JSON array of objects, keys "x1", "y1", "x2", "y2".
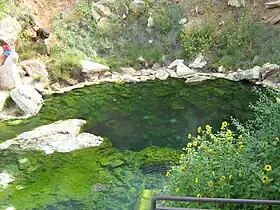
[
  {"x1": 0, "y1": 119, "x2": 104, "y2": 154},
  {"x1": 0, "y1": 172, "x2": 14, "y2": 189}
]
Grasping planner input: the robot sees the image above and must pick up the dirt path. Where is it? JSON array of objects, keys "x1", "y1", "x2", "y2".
[{"x1": 23, "y1": 0, "x2": 78, "y2": 28}]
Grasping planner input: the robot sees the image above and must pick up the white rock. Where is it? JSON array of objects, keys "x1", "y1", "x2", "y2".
[
  {"x1": 234, "y1": 66, "x2": 261, "y2": 81},
  {"x1": 155, "y1": 68, "x2": 169, "y2": 80},
  {"x1": 121, "y1": 67, "x2": 137, "y2": 75},
  {"x1": 185, "y1": 75, "x2": 211, "y2": 83},
  {"x1": 166, "y1": 69, "x2": 178, "y2": 78},
  {"x1": 179, "y1": 18, "x2": 187, "y2": 25},
  {"x1": 0, "y1": 91, "x2": 9, "y2": 112},
  {"x1": 168, "y1": 59, "x2": 184, "y2": 69},
  {"x1": 176, "y1": 63, "x2": 195, "y2": 77},
  {"x1": 0, "y1": 14, "x2": 21, "y2": 44},
  {"x1": 228, "y1": 0, "x2": 245, "y2": 7},
  {"x1": 92, "y1": 3, "x2": 112, "y2": 17},
  {"x1": 0, "y1": 172, "x2": 14, "y2": 189},
  {"x1": 147, "y1": 16, "x2": 154, "y2": 27},
  {"x1": 5, "y1": 206, "x2": 16, "y2": 210},
  {"x1": 0, "y1": 119, "x2": 104, "y2": 154},
  {"x1": 120, "y1": 74, "x2": 140, "y2": 83},
  {"x1": 141, "y1": 69, "x2": 153, "y2": 76},
  {"x1": 139, "y1": 76, "x2": 151, "y2": 81},
  {"x1": 10, "y1": 84, "x2": 43, "y2": 116},
  {"x1": 81, "y1": 60, "x2": 109, "y2": 74},
  {"x1": 218, "y1": 66, "x2": 226, "y2": 73},
  {"x1": 189, "y1": 53, "x2": 207, "y2": 69},
  {"x1": 19, "y1": 59, "x2": 48, "y2": 80}
]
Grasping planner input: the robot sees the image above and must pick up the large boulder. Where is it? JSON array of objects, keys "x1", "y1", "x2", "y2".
[
  {"x1": 176, "y1": 63, "x2": 195, "y2": 77},
  {"x1": 0, "y1": 14, "x2": 21, "y2": 44},
  {"x1": 10, "y1": 84, "x2": 43, "y2": 116},
  {"x1": 19, "y1": 59, "x2": 48, "y2": 80},
  {"x1": 0, "y1": 51, "x2": 22, "y2": 90},
  {"x1": 189, "y1": 54, "x2": 207, "y2": 69},
  {"x1": 81, "y1": 60, "x2": 110, "y2": 74},
  {"x1": 0, "y1": 119, "x2": 104, "y2": 154},
  {"x1": 155, "y1": 68, "x2": 169, "y2": 80}
]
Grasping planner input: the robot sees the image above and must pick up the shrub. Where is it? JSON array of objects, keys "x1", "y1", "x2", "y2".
[
  {"x1": 209, "y1": 14, "x2": 280, "y2": 69},
  {"x1": 162, "y1": 91, "x2": 280, "y2": 209},
  {"x1": 180, "y1": 25, "x2": 214, "y2": 58},
  {"x1": 46, "y1": 46, "x2": 85, "y2": 83}
]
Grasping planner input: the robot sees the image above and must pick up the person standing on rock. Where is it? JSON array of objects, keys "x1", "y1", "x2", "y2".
[
  {"x1": 0, "y1": 39, "x2": 12, "y2": 65},
  {"x1": 32, "y1": 23, "x2": 51, "y2": 56}
]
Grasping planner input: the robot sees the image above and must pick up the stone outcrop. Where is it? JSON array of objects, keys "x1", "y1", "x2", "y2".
[
  {"x1": 0, "y1": 14, "x2": 21, "y2": 44},
  {"x1": 0, "y1": 119, "x2": 104, "y2": 154},
  {"x1": 19, "y1": 59, "x2": 48, "y2": 79},
  {"x1": 10, "y1": 84, "x2": 43, "y2": 116}
]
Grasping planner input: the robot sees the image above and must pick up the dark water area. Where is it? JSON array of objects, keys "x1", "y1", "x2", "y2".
[{"x1": 0, "y1": 79, "x2": 259, "y2": 150}]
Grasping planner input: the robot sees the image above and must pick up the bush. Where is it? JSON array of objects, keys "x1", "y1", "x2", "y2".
[{"x1": 163, "y1": 91, "x2": 280, "y2": 209}]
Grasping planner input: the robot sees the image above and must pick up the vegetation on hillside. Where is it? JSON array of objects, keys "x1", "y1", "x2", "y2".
[{"x1": 162, "y1": 90, "x2": 280, "y2": 209}]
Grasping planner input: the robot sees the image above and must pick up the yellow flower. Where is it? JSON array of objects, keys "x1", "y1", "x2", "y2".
[
  {"x1": 238, "y1": 135, "x2": 243, "y2": 140},
  {"x1": 166, "y1": 171, "x2": 171, "y2": 177},
  {"x1": 226, "y1": 130, "x2": 232, "y2": 137},
  {"x1": 180, "y1": 154, "x2": 185, "y2": 159},
  {"x1": 239, "y1": 145, "x2": 245, "y2": 150},
  {"x1": 261, "y1": 176, "x2": 269, "y2": 184},
  {"x1": 194, "y1": 178, "x2": 199, "y2": 183},
  {"x1": 206, "y1": 125, "x2": 212, "y2": 131},
  {"x1": 175, "y1": 187, "x2": 180, "y2": 192},
  {"x1": 187, "y1": 142, "x2": 192, "y2": 148},
  {"x1": 222, "y1": 121, "x2": 228, "y2": 127},
  {"x1": 188, "y1": 134, "x2": 192, "y2": 139},
  {"x1": 196, "y1": 194, "x2": 202, "y2": 198},
  {"x1": 276, "y1": 137, "x2": 280, "y2": 142},
  {"x1": 197, "y1": 126, "x2": 202, "y2": 133},
  {"x1": 179, "y1": 166, "x2": 185, "y2": 173},
  {"x1": 193, "y1": 140, "x2": 198, "y2": 147},
  {"x1": 220, "y1": 176, "x2": 226, "y2": 181},
  {"x1": 264, "y1": 165, "x2": 272, "y2": 172},
  {"x1": 208, "y1": 181, "x2": 214, "y2": 187}
]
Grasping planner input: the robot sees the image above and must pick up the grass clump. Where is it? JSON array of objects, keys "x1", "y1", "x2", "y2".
[{"x1": 163, "y1": 91, "x2": 280, "y2": 209}]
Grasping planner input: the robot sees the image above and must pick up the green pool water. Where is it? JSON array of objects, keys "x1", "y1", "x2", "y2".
[{"x1": 0, "y1": 79, "x2": 260, "y2": 209}]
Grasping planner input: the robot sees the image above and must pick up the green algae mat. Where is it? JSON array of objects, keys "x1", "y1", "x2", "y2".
[{"x1": 0, "y1": 79, "x2": 259, "y2": 209}]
